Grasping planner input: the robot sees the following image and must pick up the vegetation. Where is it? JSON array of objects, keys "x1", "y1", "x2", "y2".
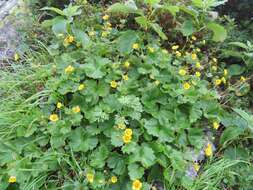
[{"x1": 0, "y1": 0, "x2": 252, "y2": 190}]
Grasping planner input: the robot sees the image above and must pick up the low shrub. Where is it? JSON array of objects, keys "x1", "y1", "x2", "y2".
[{"x1": 0, "y1": 1, "x2": 252, "y2": 190}]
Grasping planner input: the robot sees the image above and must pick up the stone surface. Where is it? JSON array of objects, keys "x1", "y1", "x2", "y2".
[{"x1": 0, "y1": 0, "x2": 20, "y2": 65}]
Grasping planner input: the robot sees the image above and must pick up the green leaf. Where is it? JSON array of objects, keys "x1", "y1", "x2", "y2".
[
  {"x1": 90, "y1": 145, "x2": 109, "y2": 168},
  {"x1": 229, "y1": 42, "x2": 249, "y2": 50},
  {"x1": 135, "y1": 16, "x2": 149, "y2": 29},
  {"x1": 189, "y1": 104, "x2": 202, "y2": 123},
  {"x1": 228, "y1": 64, "x2": 245, "y2": 76},
  {"x1": 207, "y1": 22, "x2": 227, "y2": 42},
  {"x1": 128, "y1": 163, "x2": 145, "y2": 180},
  {"x1": 117, "y1": 30, "x2": 139, "y2": 54},
  {"x1": 130, "y1": 144, "x2": 156, "y2": 168},
  {"x1": 235, "y1": 83, "x2": 250, "y2": 97},
  {"x1": 150, "y1": 23, "x2": 168, "y2": 40},
  {"x1": 143, "y1": 0, "x2": 161, "y2": 6},
  {"x1": 220, "y1": 126, "x2": 244, "y2": 145},
  {"x1": 162, "y1": 5, "x2": 179, "y2": 16},
  {"x1": 84, "y1": 56, "x2": 111, "y2": 79},
  {"x1": 63, "y1": 5, "x2": 82, "y2": 17},
  {"x1": 111, "y1": 130, "x2": 124, "y2": 147},
  {"x1": 85, "y1": 106, "x2": 109, "y2": 123},
  {"x1": 180, "y1": 20, "x2": 196, "y2": 36},
  {"x1": 72, "y1": 27, "x2": 90, "y2": 48},
  {"x1": 107, "y1": 0, "x2": 139, "y2": 15},
  {"x1": 52, "y1": 17, "x2": 68, "y2": 35},
  {"x1": 144, "y1": 119, "x2": 174, "y2": 142},
  {"x1": 41, "y1": 7, "x2": 65, "y2": 16},
  {"x1": 107, "y1": 153, "x2": 126, "y2": 175},
  {"x1": 118, "y1": 95, "x2": 143, "y2": 120},
  {"x1": 233, "y1": 108, "x2": 253, "y2": 132},
  {"x1": 69, "y1": 128, "x2": 98, "y2": 152}
]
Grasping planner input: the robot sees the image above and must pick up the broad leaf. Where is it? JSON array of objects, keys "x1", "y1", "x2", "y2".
[{"x1": 207, "y1": 22, "x2": 227, "y2": 42}]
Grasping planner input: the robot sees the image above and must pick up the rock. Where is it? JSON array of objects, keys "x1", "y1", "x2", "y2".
[{"x1": 0, "y1": 0, "x2": 20, "y2": 66}]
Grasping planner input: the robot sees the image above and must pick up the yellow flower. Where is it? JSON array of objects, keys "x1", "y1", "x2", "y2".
[
  {"x1": 196, "y1": 48, "x2": 201, "y2": 52},
  {"x1": 111, "y1": 176, "x2": 118, "y2": 183},
  {"x1": 110, "y1": 80, "x2": 118, "y2": 88},
  {"x1": 57, "y1": 102, "x2": 63, "y2": 109},
  {"x1": 213, "y1": 58, "x2": 217, "y2": 63},
  {"x1": 195, "y1": 71, "x2": 201, "y2": 77},
  {"x1": 155, "y1": 80, "x2": 160, "y2": 85},
  {"x1": 192, "y1": 36, "x2": 197, "y2": 41},
  {"x1": 132, "y1": 43, "x2": 139, "y2": 50},
  {"x1": 123, "y1": 74, "x2": 129, "y2": 81},
  {"x1": 172, "y1": 45, "x2": 179, "y2": 50},
  {"x1": 118, "y1": 123, "x2": 126, "y2": 129},
  {"x1": 183, "y1": 82, "x2": 191, "y2": 90},
  {"x1": 212, "y1": 66, "x2": 217, "y2": 71},
  {"x1": 102, "y1": 31, "x2": 108, "y2": 37},
  {"x1": 213, "y1": 121, "x2": 219, "y2": 130},
  {"x1": 179, "y1": 69, "x2": 187, "y2": 76},
  {"x1": 123, "y1": 134, "x2": 132, "y2": 144},
  {"x1": 215, "y1": 79, "x2": 222, "y2": 86},
  {"x1": 124, "y1": 128, "x2": 133, "y2": 136},
  {"x1": 72, "y1": 106, "x2": 80, "y2": 113},
  {"x1": 65, "y1": 65, "x2": 74, "y2": 74},
  {"x1": 102, "y1": 14, "x2": 110, "y2": 20},
  {"x1": 105, "y1": 22, "x2": 112, "y2": 27},
  {"x1": 204, "y1": 143, "x2": 213, "y2": 157},
  {"x1": 176, "y1": 51, "x2": 182, "y2": 57},
  {"x1": 221, "y1": 77, "x2": 226, "y2": 84},
  {"x1": 132, "y1": 179, "x2": 142, "y2": 190},
  {"x1": 196, "y1": 62, "x2": 201, "y2": 69},
  {"x1": 49, "y1": 114, "x2": 59, "y2": 122},
  {"x1": 148, "y1": 47, "x2": 155, "y2": 53},
  {"x1": 78, "y1": 84, "x2": 85, "y2": 91},
  {"x1": 224, "y1": 69, "x2": 228, "y2": 76},
  {"x1": 64, "y1": 35, "x2": 74, "y2": 44},
  {"x1": 191, "y1": 53, "x2": 197, "y2": 60},
  {"x1": 193, "y1": 163, "x2": 200, "y2": 172},
  {"x1": 88, "y1": 31, "x2": 96, "y2": 36},
  {"x1": 240, "y1": 76, "x2": 246, "y2": 82},
  {"x1": 8, "y1": 176, "x2": 16, "y2": 183},
  {"x1": 14, "y1": 53, "x2": 19, "y2": 61},
  {"x1": 124, "y1": 61, "x2": 130, "y2": 68},
  {"x1": 86, "y1": 173, "x2": 94, "y2": 183}
]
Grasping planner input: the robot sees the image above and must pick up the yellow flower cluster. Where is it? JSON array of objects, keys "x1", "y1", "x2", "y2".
[
  {"x1": 72, "y1": 106, "x2": 80, "y2": 113},
  {"x1": 204, "y1": 143, "x2": 213, "y2": 157},
  {"x1": 148, "y1": 47, "x2": 155, "y2": 53},
  {"x1": 8, "y1": 176, "x2": 16, "y2": 183},
  {"x1": 111, "y1": 176, "x2": 118, "y2": 183},
  {"x1": 213, "y1": 121, "x2": 219, "y2": 129},
  {"x1": 78, "y1": 84, "x2": 85, "y2": 91},
  {"x1": 123, "y1": 74, "x2": 129, "y2": 81},
  {"x1": 86, "y1": 173, "x2": 94, "y2": 183},
  {"x1": 110, "y1": 80, "x2": 118, "y2": 88},
  {"x1": 183, "y1": 82, "x2": 191, "y2": 90},
  {"x1": 123, "y1": 61, "x2": 130, "y2": 69},
  {"x1": 63, "y1": 35, "x2": 74, "y2": 46},
  {"x1": 122, "y1": 128, "x2": 133, "y2": 144},
  {"x1": 102, "y1": 14, "x2": 110, "y2": 20},
  {"x1": 179, "y1": 69, "x2": 187, "y2": 76},
  {"x1": 65, "y1": 65, "x2": 74, "y2": 74},
  {"x1": 49, "y1": 114, "x2": 59, "y2": 122},
  {"x1": 132, "y1": 43, "x2": 139, "y2": 50},
  {"x1": 57, "y1": 102, "x2": 63, "y2": 109},
  {"x1": 132, "y1": 179, "x2": 142, "y2": 190},
  {"x1": 193, "y1": 163, "x2": 200, "y2": 172}
]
